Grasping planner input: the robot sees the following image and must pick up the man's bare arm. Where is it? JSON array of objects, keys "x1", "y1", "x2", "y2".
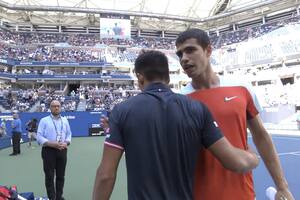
[
  {"x1": 248, "y1": 116, "x2": 294, "y2": 200},
  {"x1": 208, "y1": 137, "x2": 259, "y2": 173},
  {"x1": 93, "y1": 145, "x2": 123, "y2": 200}
]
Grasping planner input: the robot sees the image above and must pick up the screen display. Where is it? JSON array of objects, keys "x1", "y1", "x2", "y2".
[{"x1": 100, "y1": 16, "x2": 131, "y2": 39}]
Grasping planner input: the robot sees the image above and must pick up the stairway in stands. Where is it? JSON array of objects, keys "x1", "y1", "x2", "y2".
[{"x1": 77, "y1": 99, "x2": 86, "y2": 111}]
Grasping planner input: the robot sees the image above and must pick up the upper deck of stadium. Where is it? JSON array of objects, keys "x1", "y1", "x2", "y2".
[{"x1": 0, "y1": 0, "x2": 299, "y2": 33}]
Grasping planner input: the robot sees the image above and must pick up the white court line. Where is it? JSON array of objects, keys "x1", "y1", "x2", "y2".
[
  {"x1": 257, "y1": 151, "x2": 300, "y2": 157},
  {"x1": 257, "y1": 151, "x2": 300, "y2": 158},
  {"x1": 248, "y1": 136, "x2": 300, "y2": 140},
  {"x1": 271, "y1": 136, "x2": 300, "y2": 140},
  {"x1": 291, "y1": 152, "x2": 300, "y2": 156},
  {"x1": 277, "y1": 151, "x2": 300, "y2": 156}
]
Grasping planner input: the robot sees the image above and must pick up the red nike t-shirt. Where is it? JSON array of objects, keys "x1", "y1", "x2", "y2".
[{"x1": 188, "y1": 86, "x2": 259, "y2": 200}]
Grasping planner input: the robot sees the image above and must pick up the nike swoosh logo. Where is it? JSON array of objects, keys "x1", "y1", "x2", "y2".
[{"x1": 224, "y1": 96, "x2": 238, "y2": 102}]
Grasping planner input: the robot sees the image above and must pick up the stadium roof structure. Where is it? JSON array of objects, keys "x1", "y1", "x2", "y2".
[{"x1": 0, "y1": 0, "x2": 299, "y2": 31}]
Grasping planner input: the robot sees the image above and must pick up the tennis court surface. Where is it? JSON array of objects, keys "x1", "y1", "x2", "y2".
[{"x1": 251, "y1": 135, "x2": 300, "y2": 199}]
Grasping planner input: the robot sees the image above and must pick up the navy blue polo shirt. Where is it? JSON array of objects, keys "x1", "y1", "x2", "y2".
[{"x1": 105, "y1": 82, "x2": 223, "y2": 200}]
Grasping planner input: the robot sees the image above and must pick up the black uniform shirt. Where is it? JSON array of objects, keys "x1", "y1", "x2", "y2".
[{"x1": 105, "y1": 82, "x2": 223, "y2": 200}]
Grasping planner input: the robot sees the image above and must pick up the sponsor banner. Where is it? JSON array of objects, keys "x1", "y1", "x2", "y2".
[
  {"x1": 0, "y1": 111, "x2": 107, "y2": 149},
  {"x1": 89, "y1": 127, "x2": 105, "y2": 136}
]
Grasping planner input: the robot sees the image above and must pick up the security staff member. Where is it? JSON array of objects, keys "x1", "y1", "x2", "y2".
[
  {"x1": 10, "y1": 113, "x2": 22, "y2": 156},
  {"x1": 37, "y1": 100, "x2": 72, "y2": 200}
]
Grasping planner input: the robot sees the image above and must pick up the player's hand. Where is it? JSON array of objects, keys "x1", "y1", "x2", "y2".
[
  {"x1": 246, "y1": 147, "x2": 259, "y2": 169},
  {"x1": 100, "y1": 115, "x2": 109, "y2": 131},
  {"x1": 275, "y1": 188, "x2": 295, "y2": 200}
]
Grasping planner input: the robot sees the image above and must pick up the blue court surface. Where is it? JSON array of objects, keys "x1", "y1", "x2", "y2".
[{"x1": 250, "y1": 135, "x2": 300, "y2": 199}]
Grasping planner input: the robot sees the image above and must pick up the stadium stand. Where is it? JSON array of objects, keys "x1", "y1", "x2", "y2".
[{"x1": 1, "y1": 15, "x2": 300, "y2": 113}]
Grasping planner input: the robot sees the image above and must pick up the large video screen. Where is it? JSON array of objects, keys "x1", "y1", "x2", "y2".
[{"x1": 100, "y1": 15, "x2": 131, "y2": 39}]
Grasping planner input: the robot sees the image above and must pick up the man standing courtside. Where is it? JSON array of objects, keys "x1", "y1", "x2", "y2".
[
  {"x1": 37, "y1": 100, "x2": 72, "y2": 200},
  {"x1": 9, "y1": 113, "x2": 22, "y2": 156}
]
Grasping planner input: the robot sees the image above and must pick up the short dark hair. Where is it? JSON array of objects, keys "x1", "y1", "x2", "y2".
[
  {"x1": 134, "y1": 50, "x2": 169, "y2": 82},
  {"x1": 176, "y1": 28, "x2": 211, "y2": 49}
]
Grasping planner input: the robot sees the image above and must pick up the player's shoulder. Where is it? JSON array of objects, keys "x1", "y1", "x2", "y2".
[
  {"x1": 177, "y1": 92, "x2": 208, "y2": 113},
  {"x1": 220, "y1": 75, "x2": 252, "y2": 88},
  {"x1": 218, "y1": 76, "x2": 251, "y2": 93},
  {"x1": 221, "y1": 85, "x2": 249, "y2": 92},
  {"x1": 219, "y1": 86, "x2": 251, "y2": 99}
]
